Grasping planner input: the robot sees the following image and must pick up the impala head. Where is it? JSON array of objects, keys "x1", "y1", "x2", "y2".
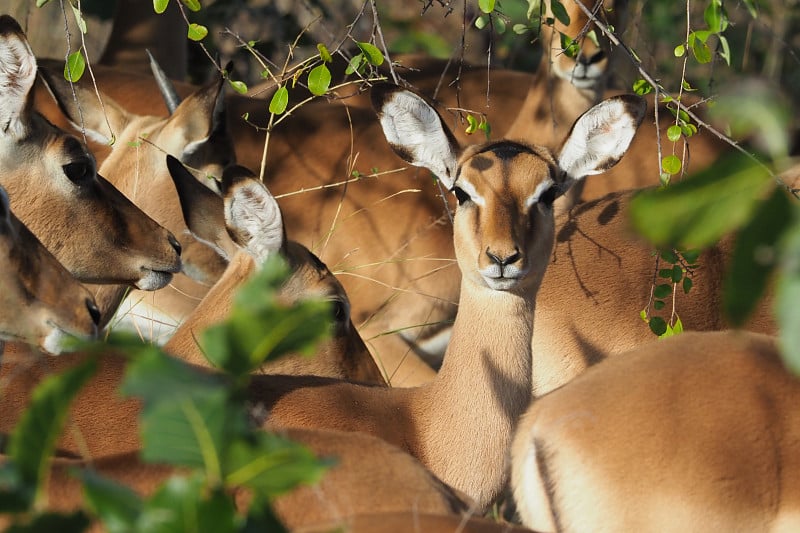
[
  {"x1": 372, "y1": 84, "x2": 645, "y2": 292},
  {"x1": 0, "y1": 15, "x2": 182, "y2": 290},
  {"x1": 538, "y1": 0, "x2": 625, "y2": 92},
  {"x1": 0, "y1": 186, "x2": 100, "y2": 354},
  {"x1": 166, "y1": 156, "x2": 355, "y2": 338}
]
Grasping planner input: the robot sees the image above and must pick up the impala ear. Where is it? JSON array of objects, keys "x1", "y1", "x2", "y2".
[
  {"x1": 222, "y1": 166, "x2": 285, "y2": 265},
  {"x1": 371, "y1": 84, "x2": 460, "y2": 189},
  {"x1": 557, "y1": 94, "x2": 646, "y2": 184},
  {"x1": 0, "y1": 16, "x2": 37, "y2": 138}
]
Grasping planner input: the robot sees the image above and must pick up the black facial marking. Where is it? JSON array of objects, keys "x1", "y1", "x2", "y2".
[{"x1": 470, "y1": 155, "x2": 494, "y2": 171}]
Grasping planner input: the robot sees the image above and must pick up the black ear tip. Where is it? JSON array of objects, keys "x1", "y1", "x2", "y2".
[
  {"x1": 0, "y1": 15, "x2": 23, "y2": 36},
  {"x1": 370, "y1": 83, "x2": 401, "y2": 112}
]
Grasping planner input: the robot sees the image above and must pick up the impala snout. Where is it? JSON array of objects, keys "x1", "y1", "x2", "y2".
[{"x1": 480, "y1": 246, "x2": 529, "y2": 290}]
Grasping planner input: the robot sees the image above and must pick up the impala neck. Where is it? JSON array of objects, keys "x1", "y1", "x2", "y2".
[{"x1": 418, "y1": 279, "x2": 536, "y2": 508}]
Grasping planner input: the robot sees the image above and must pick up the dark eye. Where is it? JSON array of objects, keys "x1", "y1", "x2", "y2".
[
  {"x1": 452, "y1": 186, "x2": 471, "y2": 206},
  {"x1": 538, "y1": 186, "x2": 558, "y2": 209},
  {"x1": 331, "y1": 299, "x2": 349, "y2": 324},
  {"x1": 62, "y1": 160, "x2": 94, "y2": 184}
]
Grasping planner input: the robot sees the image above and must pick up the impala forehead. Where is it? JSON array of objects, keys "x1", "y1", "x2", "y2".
[{"x1": 456, "y1": 142, "x2": 557, "y2": 205}]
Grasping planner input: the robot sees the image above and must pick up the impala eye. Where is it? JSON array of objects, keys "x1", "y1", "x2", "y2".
[
  {"x1": 538, "y1": 186, "x2": 558, "y2": 209},
  {"x1": 331, "y1": 299, "x2": 349, "y2": 324},
  {"x1": 62, "y1": 160, "x2": 94, "y2": 185},
  {"x1": 452, "y1": 186, "x2": 471, "y2": 206}
]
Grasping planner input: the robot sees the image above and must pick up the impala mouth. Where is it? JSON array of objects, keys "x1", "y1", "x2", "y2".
[{"x1": 135, "y1": 268, "x2": 177, "y2": 291}]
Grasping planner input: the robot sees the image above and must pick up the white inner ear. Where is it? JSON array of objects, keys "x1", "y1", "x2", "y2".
[
  {"x1": 557, "y1": 97, "x2": 641, "y2": 181},
  {"x1": 0, "y1": 32, "x2": 36, "y2": 137},
  {"x1": 378, "y1": 90, "x2": 459, "y2": 189},
  {"x1": 224, "y1": 181, "x2": 284, "y2": 265}
]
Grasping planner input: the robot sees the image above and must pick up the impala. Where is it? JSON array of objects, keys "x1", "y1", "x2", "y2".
[
  {"x1": 0, "y1": 186, "x2": 99, "y2": 355},
  {"x1": 27, "y1": 427, "x2": 472, "y2": 531},
  {"x1": 0, "y1": 15, "x2": 181, "y2": 295},
  {"x1": 238, "y1": 85, "x2": 646, "y2": 510},
  {"x1": 511, "y1": 330, "x2": 800, "y2": 532},
  {"x1": 0, "y1": 153, "x2": 392, "y2": 458},
  {"x1": 162, "y1": 155, "x2": 385, "y2": 384}
]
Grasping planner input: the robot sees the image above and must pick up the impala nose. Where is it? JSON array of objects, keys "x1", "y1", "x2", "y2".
[
  {"x1": 168, "y1": 233, "x2": 182, "y2": 256},
  {"x1": 577, "y1": 49, "x2": 606, "y2": 67},
  {"x1": 486, "y1": 248, "x2": 521, "y2": 267}
]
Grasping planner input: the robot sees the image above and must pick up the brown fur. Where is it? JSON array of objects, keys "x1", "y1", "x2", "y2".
[{"x1": 512, "y1": 331, "x2": 800, "y2": 532}]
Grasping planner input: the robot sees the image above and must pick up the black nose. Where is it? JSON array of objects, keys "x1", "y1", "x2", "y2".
[
  {"x1": 86, "y1": 298, "x2": 101, "y2": 326},
  {"x1": 486, "y1": 248, "x2": 521, "y2": 267},
  {"x1": 168, "y1": 234, "x2": 182, "y2": 256},
  {"x1": 577, "y1": 49, "x2": 606, "y2": 66}
]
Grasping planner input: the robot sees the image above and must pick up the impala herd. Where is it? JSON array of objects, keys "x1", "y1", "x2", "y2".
[{"x1": 0, "y1": 1, "x2": 797, "y2": 531}]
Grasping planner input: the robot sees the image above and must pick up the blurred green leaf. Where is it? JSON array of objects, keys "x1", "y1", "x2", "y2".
[
  {"x1": 317, "y1": 43, "x2": 333, "y2": 63},
  {"x1": 269, "y1": 86, "x2": 289, "y2": 115},
  {"x1": 36, "y1": 0, "x2": 51, "y2": 6},
  {"x1": 181, "y1": 0, "x2": 201, "y2": 12},
  {"x1": 70, "y1": 4, "x2": 87, "y2": 33},
  {"x1": 228, "y1": 80, "x2": 247, "y2": 94},
  {"x1": 308, "y1": 64, "x2": 332, "y2": 96},
  {"x1": 479, "y1": 0, "x2": 496, "y2": 14},
  {"x1": 550, "y1": 0, "x2": 571, "y2": 25},
  {"x1": 80, "y1": 469, "x2": 143, "y2": 533},
  {"x1": 137, "y1": 475, "x2": 237, "y2": 533},
  {"x1": 662, "y1": 154, "x2": 682, "y2": 175},
  {"x1": 632, "y1": 79, "x2": 652, "y2": 95},
  {"x1": 674, "y1": 44, "x2": 685, "y2": 57},
  {"x1": 777, "y1": 210, "x2": 800, "y2": 375},
  {"x1": 8, "y1": 357, "x2": 97, "y2": 497},
  {"x1": 649, "y1": 316, "x2": 667, "y2": 336},
  {"x1": 5, "y1": 511, "x2": 90, "y2": 533},
  {"x1": 64, "y1": 51, "x2": 85, "y2": 82},
  {"x1": 630, "y1": 153, "x2": 773, "y2": 249},
  {"x1": 724, "y1": 187, "x2": 792, "y2": 325},
  {"x1": 225, "y1": 432, "x2": 329, "y2": 498},
  {"x1": 683, "y1": 276, "x2": 693, "y2": 294},
  {"x1": 654, "y1": 284, "x2": 672, "y2": 299}
]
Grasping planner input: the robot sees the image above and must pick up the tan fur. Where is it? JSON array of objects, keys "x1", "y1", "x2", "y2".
[
  {"x1": 0, "y1": 18, "x2": 181, "y2": 292},
  {"x1": 512, "y1": 331, "x2": 800, "y2": 533},
  {"x1": 531, "y1": 190, "x2": 776, "y2": 396},
  {"x1": 295, "y1": 512, "x2": 535, "y2": 533},
  {"x1": 0, "y1": 192, "x2": 98, "y2": 352}
]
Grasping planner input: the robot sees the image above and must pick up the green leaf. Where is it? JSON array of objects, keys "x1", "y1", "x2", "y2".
[
  {"x1": 465, "y1": 114, "x2": 479, "y2": 135},
  {"x1": 513, "y1": 23, "x2": 530, "y2": 34},
  {"x1": 632, "y1": 78, "x2": 653, "y2": 96},
  {"x1": 478, "y1": 117, "x2": 492, "y2": 140},
  {"x1": 560, "y1": 33, "x2": 579, "y2": 58},
  {"x1": 666, "y1": 125, "x2": 682, "y2": 142},
  {"x1": 181, "y1": 0, "x2": 202, "y2": 12},
  {"x1": 704, "y1": 0, "x2": 728, "y2": 33},
  {"x1": 653, "y1": 283, "x2": 672, "y2": 299},
  {"x1": 550, "y1": 0, "x2": 571, "y2": 26},
  {"x1": 659, "y1": 268, "x2": 674, "y2": 279},
  {"x1": 153, "y1": 0, "x2": 169, "y2": 13},
  {"x1": 649, "y1": 316, "x2": 668, "y2": 336},
  {"x1": 8, "y1": 356, "x2": 97, "y2": 501},
  {"x1": 671, "y1": 265, "x2": 684, "y2": 283},
  {"x1": 719, "y1": 35, "x2": 731, "y2": 66},
  {"x1": 653, "y1": 300, "x2": 666, "y2": 311},
  {"x1": 724, "y1": 187, "x2": 792, "y2": 325},
  {"x1": 742, "y1": 0, "x2": 758, "y2": 18},
  {"x1": 6, "y1": 511, "x2": 90, "y2": 533},
  {"x1": 36, "y1": 0, "x2": 52, "y2": 6},
  {"x1": 344, "y1": 53, "x2": 365, "y2": 75},
  {"x1": 224, "y1": 432, "x2": 329, "y2": 498},
  {"x1": 777, "y1": 211, "x2": 800, "y2": 374},
  {"x1": 269, "y1": 86, "x2": 289, "y2": 115},
  {"x1": 228, "y1": 80, "x2": 247, "y2": 94},
  {"x1": 661, "y1": 154, "x2": 682, "y2": 175},
  {"x1": 660, "y1": 249, "x2": 679, "y2": 264},
  {"x1": 138, "y1": 475, "x2": 237, "y2": 533},
  {"x1": 80, "y1": 469, "x2": 143, "y2": 533},
  {"x1": 691, "y1": 37, "x2": 712, "y2": 63},
  {"x1": 683, "y1": 276, "x2": 693, "y2": 294},
  {"x1": 70, "y1": 4, "x2": 87, "y2": 34},
  {"x1": 682, "y1": 249, "x2": 701, "y2": 264},
  {"x1": 630, "y1": 153, "x2": 773, "y2": 250},
  {"x1": 307, "y1": 64, "x2": 332, "y2": 96},
  {"x1": 674, "y1": 44, "x2": 686, "y2": 57},
  {"x1": 356, "y1": 42, "x2": 384, "y2": 66},
  {"x1": 187, "y1": 23, "x2": 208, "y2": 41},
  {"x1": 479, "y1": 0, "x2": 496, "y2": 14},
  {"x1": 317, "y1": 43, "x2": 333, "y2": 63},
  {"x1": 64, "y1": 51, "x2": 86, "y2": 82}
]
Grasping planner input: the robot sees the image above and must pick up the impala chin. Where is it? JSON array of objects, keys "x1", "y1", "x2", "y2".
[
  {"x1": 554, "y1": 63, "x2": 606, "y2": 90},
  {"x1": 135, "y1": 269, "x2": 176, "y2": 291},
  {"x1": 483, "y1": 275, "x2": 525, "y2": 292}
]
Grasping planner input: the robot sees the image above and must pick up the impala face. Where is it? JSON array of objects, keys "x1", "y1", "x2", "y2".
[
  {"x1": 452, "y1": 142, "x2": 560, "y2": 292},
  {"x1": 0, "y1": 15, "x2": 182, "y2": 290},
  {"x1": 0, "y1": 187, "x2": 100, "y2": 353},
  {"x1": 540, "y1": 0, "x2": 625, "y2": 90}
]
